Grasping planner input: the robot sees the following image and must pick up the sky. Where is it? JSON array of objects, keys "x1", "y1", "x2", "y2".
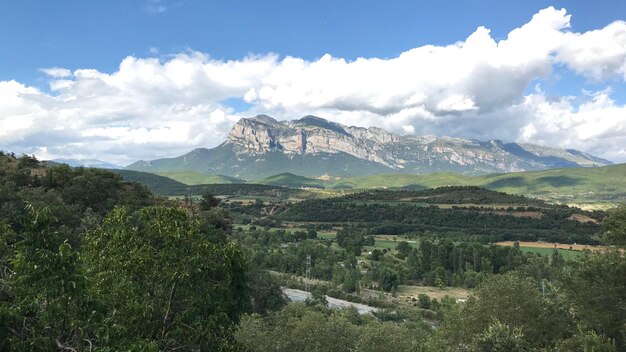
[{"x1": 1, "y1": 0, "x2": 626, "y2": 165}]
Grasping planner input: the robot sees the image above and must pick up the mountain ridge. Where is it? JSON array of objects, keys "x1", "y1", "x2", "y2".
[{"x1": 127, "y1": 115, "x2": 612, "y2": 178}]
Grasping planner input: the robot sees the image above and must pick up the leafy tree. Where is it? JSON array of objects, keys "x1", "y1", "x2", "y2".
[
  {"x1": 1, "y1": 206, "x2": 92, "y2": 351},
  {"x1": 603, "y1": 204, "x2": 626, "y2": 247},
  {"x1": 200, "y1": 191, "x2": 220, "y2": 210},
  {"x1": 354, "y1": 321, "x2": 426, "y2": 352},
  {"x1": 554, "y1": 330, "x2": 616, "y2": 352},
  {"x1": 335, "y1": 228, "x2": 366, "y2": 256},
  {"x1": 418, "y1": 293, "x2": 431, "y2": 309},
  {"x1": 561, "y1": 250, "x2": 626, "y2": 351},
  {"x1": 379, "y1": 267, "x2": 399, "y2": 292},
  {"x1": 470, "y1": 321, "x2": 534, "y2": 352},
  {"x1": 437, "y1": 273, "x2": 572, "y2": 350},
  {"x1": 247, "y1": 268, "x2": 286, "y2": 315},
  {"x1": 370, "y1": 248, "x2": 384, "y2": 261},
  {"x1": 396, "y1": 241, "x2": 412, "y2": 256},
  {"x1": 82, "y1": 206, "x2": 249, "y2": 350}
]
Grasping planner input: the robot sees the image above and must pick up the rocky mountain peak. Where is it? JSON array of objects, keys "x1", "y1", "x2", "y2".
[
  {"x1": 223, "y1": 114, "x2": 612, "y2": 174},
  {"x1": 127, "y1": 114, "x2": 613, "y2": 178}
]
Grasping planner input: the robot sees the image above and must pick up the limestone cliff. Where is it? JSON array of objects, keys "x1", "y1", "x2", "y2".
[{"x1": 224, "y1": 115, "x2": 611, "y2": 173}]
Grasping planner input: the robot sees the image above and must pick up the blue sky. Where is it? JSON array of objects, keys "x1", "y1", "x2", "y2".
[
  {"x1": 3, "y1": 0, "x2": 625, "y2": 86},
  {"x1": 1, "y1": 1, "x2": 626, "y2": 164}
]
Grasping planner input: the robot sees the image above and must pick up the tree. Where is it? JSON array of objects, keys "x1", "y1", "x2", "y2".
[
  {"x1": 470, "y1": 321, "x2": 534, "y2": 352},
  {"x1": 1, "y1": 206, "x2": 91, "y2": 351},
  {"x1": 396, "y1": 241, "x2": 412, "y2": 256},
  {"x1": 437, "y1": 273, "x2": 572, "y2": 350},
  {"x1": 561, "y1": 250, "x2": 626, "y2": 351},
  {"x1": 418, "y1": 293, "x2": 431, "y2": 309},
  {"x1": 247, "y1": 268, "x2": 286, "y2": 315},
  {"x1": 603, "y1": 204, "x2": 626, "y2": 247},
  {"x1": 370, "y1": 249, "x2": 384, "y2": 261},
  {"x1": 379, "y1": 267, "x2": 399, "y2": 292},
  {"x1": 335, "y1": 228, "x2": 366, "y2": 256},
  {"x1": 200, "y1": 191, "x2": 220, "y2": 210},
  {"x1": 82, "y1": 206, "x2": 249, "y2": 350},
  {"x1": 554, "y1": 330, "x2": 616, "y2": 352}
]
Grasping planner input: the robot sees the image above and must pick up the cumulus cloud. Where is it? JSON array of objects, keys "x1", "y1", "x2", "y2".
[{"x1": 2, "y1": 6, "x2": 626, "y2": 164}]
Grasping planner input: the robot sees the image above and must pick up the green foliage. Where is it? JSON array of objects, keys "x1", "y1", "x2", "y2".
[
  {"x1": 279, "y1": 187, "x2": 601, "y2": 244},
  {"x1": 396, "y1": 241, "x2": 412, "y2": 256},
  {"x1": 247, "y1": 268, "x2": 287, "y2": 315},
  {"x1": 82, "y1": 206, "x2": 249, "y2": 350},
  {"x1": 336, "y1": 228, "x2": 368, "y2": 255},
  {"x1": 470, "y1": 321, "x2": 534, "y2": 352},
  {"x1": 603, "y1": 204, "x2": 626, "y2": 247},
  {"x1": 200, "y1": 191, "x2": 221, "y2": 209},
  {"x1": 554, "y1": 330, "x2": 616, "y2": 352},
  {"x1": 560, "y1": 250, "x2": 626, "y2": 351},
  {"x1": 1, "y1": 206, "x2": 92, "y2": 351},
  {"x1": 379, "y1": 267, "x2": 399, "y2": 292},
  {"x1": 417, "y1": 294, "x2": 431, "y2": 309},
  {"x1": 437, "y1": 273, "x2": 572, "y2": 350},
  {"x1": 236, "y1": 302, "x2": 429, "y2": 352}
]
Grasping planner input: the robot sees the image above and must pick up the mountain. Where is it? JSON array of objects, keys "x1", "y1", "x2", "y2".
[
  {"x1": 54, "y1": 158, "x2": 122, "y2": 169},
  {"x1": 126, "y1": 115, "x2": 612, "y2": 179}
]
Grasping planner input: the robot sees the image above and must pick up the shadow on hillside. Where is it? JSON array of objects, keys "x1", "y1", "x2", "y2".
[
  {"x1": 484, "y1": 176, "x2": 527, "y2": 188},
  {"x1": 535, "y1": 176, "x2": 581, "y2": 187}
]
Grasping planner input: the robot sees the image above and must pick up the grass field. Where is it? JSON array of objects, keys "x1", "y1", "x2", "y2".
[
  {"x1": 517, "y1": 246, "x2": 584, "y2": 260},
  {"x1": 495, "y1": 241, "x2": 605, "y2": 252},
  {"x1": 396, "y1": 285, "x2": 469, "y2": 300},
  {"x1": 494, "y1": 241, "x2": 606, "y2": 260}
]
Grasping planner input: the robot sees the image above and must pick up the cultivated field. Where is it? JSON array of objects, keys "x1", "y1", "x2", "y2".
[{"x1": 495, "y1": 241, "x2": 605, "y2": 252}]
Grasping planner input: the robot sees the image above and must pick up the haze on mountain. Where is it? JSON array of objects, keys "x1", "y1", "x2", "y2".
[{"x1": 127, "y1": 115, "x2": 611, "y2": 179}]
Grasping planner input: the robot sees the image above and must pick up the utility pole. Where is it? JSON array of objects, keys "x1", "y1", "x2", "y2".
[{"x1": 305, "y1": 255, "x2": 311, "y2": 292}]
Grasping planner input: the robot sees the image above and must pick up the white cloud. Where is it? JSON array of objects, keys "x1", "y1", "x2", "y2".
[
  {"x1": 2, "y1": 6, "x2": 626, "y2": 164},
  {"x1": 39, "y1": 67, "x2": 72, "y2": 78}
]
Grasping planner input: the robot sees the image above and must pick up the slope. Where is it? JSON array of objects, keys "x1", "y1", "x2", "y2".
[
  {"x1": 329, "y1": 163, "x2": 626, "y2": 204},
  {"x1": 157, "y1": 171, "x2": 245, "y2": 185},
  {"x1": 255, "y1": 173, "x2": 325, "y2": 188}
]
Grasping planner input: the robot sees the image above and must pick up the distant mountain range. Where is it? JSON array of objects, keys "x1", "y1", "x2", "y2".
[{"x1": 126, "y1": 115, "x2": 612, "y2": 179}]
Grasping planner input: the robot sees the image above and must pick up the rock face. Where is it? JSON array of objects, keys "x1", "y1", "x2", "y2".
[
  {"x1": 225, "y1": 115, "x2": 610, "y2": 173},
  {"x1": 127, "y1": 114, "x2": 612, "y2": 179}
]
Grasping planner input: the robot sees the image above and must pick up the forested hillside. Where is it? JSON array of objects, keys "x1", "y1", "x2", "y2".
[
  {"x1": 0, "y1": 153, "x2": 256, "y2": 350},
  {"x1": 1, "y1": 152, "x2": 625, "y2": 351},
  {"x1": 277, "y1": 187, "x2": 604, "y2": 244}
]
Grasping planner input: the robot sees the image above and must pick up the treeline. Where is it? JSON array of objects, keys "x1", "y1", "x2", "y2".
[
  {"x1": 280, "y1": 199, "x2": 601, "y2": 244},
  {"x1": 336, "y1": 186, "x2": 548, "y2": 206}
]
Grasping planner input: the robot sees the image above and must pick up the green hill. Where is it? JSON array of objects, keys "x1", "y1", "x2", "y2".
[
  {"x1": 111, "y1": 170, "x2": 189, "y2": 195},
  {"x1": 328, "y1": 163, "x2": 626, "y2": 204},
  {"x1": 255, "y1": 173, "x2": 325, "y2": 189},
  {"x1": 157, "y1": 171, "x2": 245, "y2": 185}
]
